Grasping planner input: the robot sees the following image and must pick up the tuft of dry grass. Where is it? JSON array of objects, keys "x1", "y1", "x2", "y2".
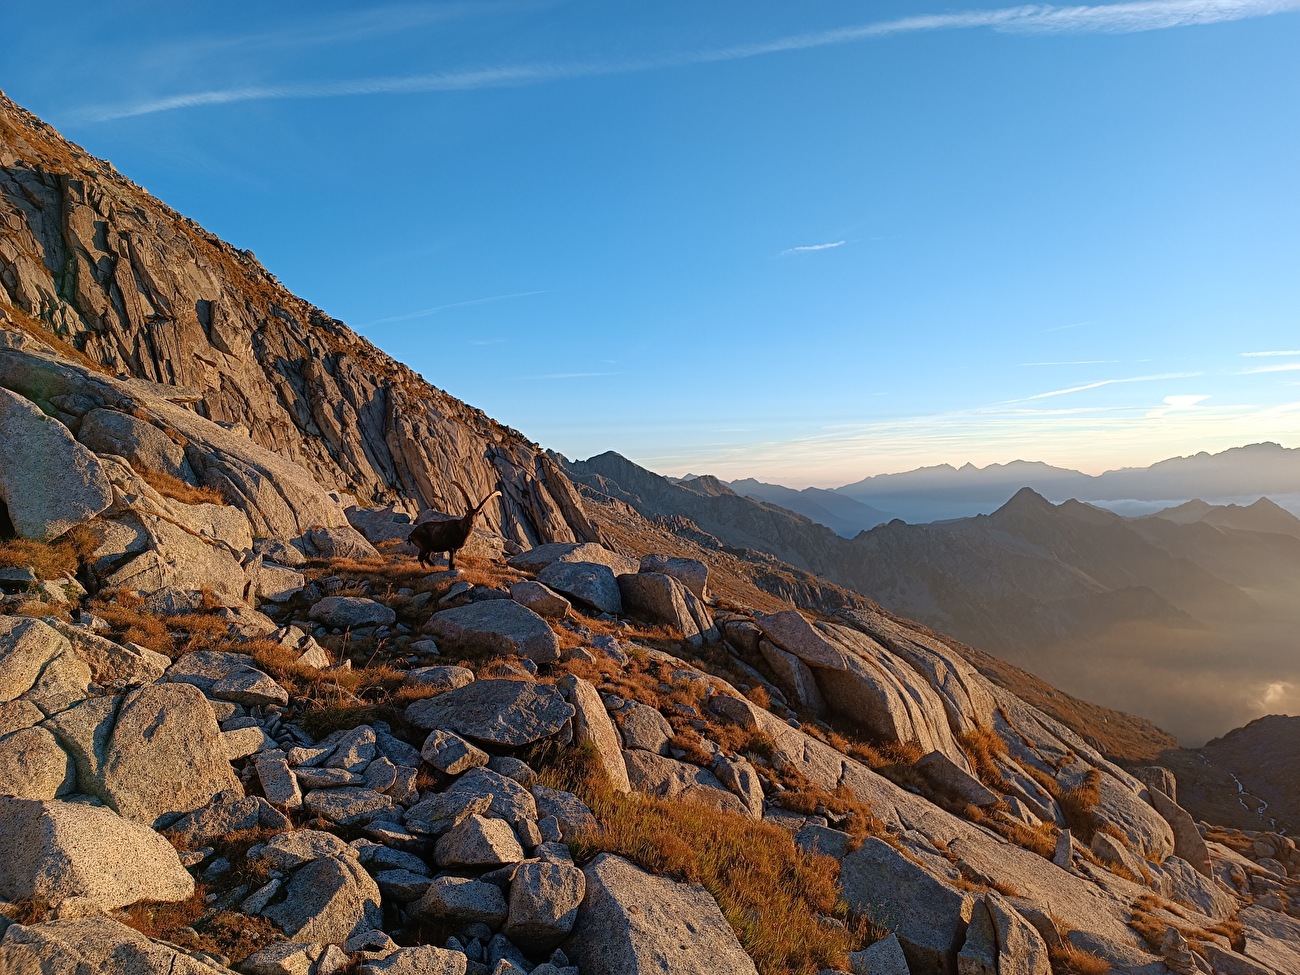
[
  {"x1": 138, "y1": 468, "x2": 226, "y2": 506},
  {"x1": 120, "y1": 887, "x2": 209, "y2": 943},
  {"x1": 540, "y1": 742, "x2": 883, "y2": 975},
  {"x1": 85, "y1": 588, "x2": 175, "y2": 654},
  {"x1": 958, "y1": 724, "x2": 1015, "y2": 793},
  {"x1": 1048, "y1": 941, "x2": 1112, "y2": 975},
  {"x1": 1058, "y1": 770, "x2": 1102, "y2": 840},
  {"x1": 0, "y1": 523, "x2": 100, "y2": 580}
]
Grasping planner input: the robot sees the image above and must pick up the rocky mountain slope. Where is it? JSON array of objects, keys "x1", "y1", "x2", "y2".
[
  {"x1": 3, "y1": 90, "x2": 1300, "y2": 975},
  {"x1": 571, "y1": 451, "x2": 1300, "y2": 745},
  {"x1": 725, "y1": 477, "x2": 895, "y2": 537}
]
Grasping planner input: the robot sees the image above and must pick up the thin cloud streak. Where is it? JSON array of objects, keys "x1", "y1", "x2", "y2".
[
  {"x1": 73, "y1": 0, "x2": 1300, "y2": 122},
  {"x1": 359, "y1": 290, "x2": 546, "y2": 327},
  {"x1": 1242, "y1": 350, "x2": 1300, "y2": 357},
  {"x1": 1016, "y1": 371, "x2": 1200, "y2": 401},
  {"x1": 781, "y1": 240, "x2": 847, "y2": 255},
  {"x1": 1239, "y1": 362, "x2": 1300, "y2": 374}
]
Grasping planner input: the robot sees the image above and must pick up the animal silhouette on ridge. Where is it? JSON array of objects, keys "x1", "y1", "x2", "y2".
[{"x1": 407, "y1": 485, "x2": 502, "y2": 572}]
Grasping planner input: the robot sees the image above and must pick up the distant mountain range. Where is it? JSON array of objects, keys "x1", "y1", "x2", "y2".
[
  {"x1": 724, "y1": 442, "x2": 1300, "y2": 529},
  {"x1": 570, "y1": 449, "x2": 1300, "y2": 744}
]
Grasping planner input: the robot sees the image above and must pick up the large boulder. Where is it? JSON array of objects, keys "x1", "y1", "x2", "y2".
[
  {"x1": 564, "y1": 853, "x2": 758, "y2": 975},
  {"x1": 1147, "y1": 786, "x2": 1211, "y2": 876},
  {"x1": 840, "y1": 838, "x2": 975, "y2": 974},
  {"x1": 537, "y1": 561, "x2": 622, "y2": 615},
  {"x1": 405, "y1": 679, "x2": 575, "y2": 747},
  {"x1": 77, "y1": 407, "x2": 194, "y2": 482},
  {"x1": 639, "y1": 555, "x2": 709, "y2": 600},
  {"x1": 0, "y1": 616, "x2": 91, "y2": 714},
  {"x1": 0, "y1": 917, "x2": 236, "y2": 975},
  {"x1": 622, "y1": 750, "x2": 750, "y2": 817},
  {"x1": 617, "y1": 572, "x2": 716, "y2": 644},
  {"x1": 422, "y1": 601, "x2": 560, "y2": 663},
  {"x1": 509, "y1": 542, "x2": 638, "y2": 576},
  {"x1": 558, "y1": 675, "x2": 630, "y2": 793},
  {"x1": 503, "y1": 860, "x2": 587, "y2": 952},
  {"x1": 308, "y1": 596, "x2": 396, "y2": 629},
  {"x1": 0, "y1": 797, "x2": 194, "y2": 909},
  {"x1": 0, "y1": 386, "x2": 112, "y2": 540},
  {"x1": 46, "y1": 681, "x2": 241, "y2": 825},
  {"x1": 262, "y1": 855, "x2": 383, "y2": 944}
]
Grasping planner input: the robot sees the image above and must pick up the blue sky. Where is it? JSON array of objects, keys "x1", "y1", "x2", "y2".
[{"x1": 4, "y1": 0, "x2": 1298, "y2": 486}]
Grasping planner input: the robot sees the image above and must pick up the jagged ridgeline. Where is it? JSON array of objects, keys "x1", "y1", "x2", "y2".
[{"x1": 2, "y1": 89, "x2": 1300, "y2": 975}]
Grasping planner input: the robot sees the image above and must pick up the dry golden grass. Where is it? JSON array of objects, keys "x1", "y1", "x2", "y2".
[
  {"x1": 958, "y1": 724, "x2": 1015, "y2": 793},
  {"x1": 1127, "y1": 893, "x2": 1243, "y2": 958},
  {"x1": 86, "y1": 588, "x2": 175, "y2": 654},
  {"x1": 0, "y1": 523, "x2": 99, "y2": 580},
  {"x1": 541, "y1": 742, "x2": 882, "y2": 975},
  {"x1": 138, "y1": 468, "x2": 226, "y2": 506},
  {"x1": 1058, "y1": 770, "x2": 1102, "y2": 839},
  {"x1": 1048, "y1": 941, "x2": 1112, "y2": 975}
]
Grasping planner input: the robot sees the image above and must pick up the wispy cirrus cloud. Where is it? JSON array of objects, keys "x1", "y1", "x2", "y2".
[
  {"x1": 1242, "y1": 349, "x2": 1300, "y2": 357},
  {"x1": 71, "y1": 0, "x2": 1300, "y2": 122},
  {"x1": 1016, "y1": 371, "x2": 1201, "y2": 401},
  {"x1": 1239, "y1": 362, "x2": 1300, "y2": 375},
  {"x1": 358, "y1": 290, "x2": 546, "y2": 328},
  {"x1": 781, "y1": 240, "x2": 847, "y2": 256},
  {"x1": 1147, "y1": 393, "x2": 1210, "y2": 418}
]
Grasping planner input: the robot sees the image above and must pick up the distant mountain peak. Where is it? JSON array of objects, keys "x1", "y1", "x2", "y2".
[{"x1": 993, "y1": 486, "x2": 1054, "y2": 516}]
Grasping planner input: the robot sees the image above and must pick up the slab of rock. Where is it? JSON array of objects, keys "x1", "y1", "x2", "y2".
[
  {"x1": 302, "y1": 788, "x2": 395, "y2": 827},
  {"x1": 254, "y1": 829, "x2": 356, "y2": 871},
  {"x1": 917, "y1": 750, "x2": 1000, "y2": 808},
  {"x1": 503, "y1": 860, "x2": 586, "y2": 952},
  {"x1": 0, "y1": 725, "x2": 74, "y2": 799},
  {"x1": 710, "y1": 753, "x2": 764, "y2": 819},
  {"x1": 754, "y1": 610, "x2": 849, "y2": 670},
  {"x1": 509, "y1": 580, "x2": 572, "y2": 619},
  {"x1": 414, "y1": 875, "x2": 509, "y2": 926},
  {"x1": 840, "y1": 838, "x2": 975, "y2": 974},
  {"x1": 405, "y1": 665, "x2": 475, "y2": 693},
  {"x1": 958, "y1": 893, "x2": 998, "y2": 975},
  {"x1": 639, "y1": 554, "x2": 709, "y2": 599},
  {"x1": 984, "y1": 891, "x2": 1052, "y2": 975},
  {"x1": 262, "y1": 854, "x2": 383, "y2": 944},
  {"x1": 421, "y1": 729, "x2": 489, "y2": 775},
  {"x1": 211, "y1": 665, "x2": 289, "y2": 707},
  {"x1": 615, "y1": 701, "x2": 673, "y2": 754},
  {"x1": 89, "y1": 681, "x2": 241, "y2": 825},
  {"x1": 358, "y1": 945, "x2": 468, "y2": 975},
  {"x1": 537, "y1": 561, "x2": 622, "y2": 615},
  {"x1": 0, "y1": 386, "x2": 112, "y2": 540},
  {"x1": 623, "y1": 750, "x2": 750, "y2": 816},
  {"x1": 0, "y1": 917, "x2": 236, "y2": 975},
  {"x1": 309, "y1": 596, "x2": 396, "y2": 629},
  {"x1": 47, "y1": 619, "x2": 170, "y2": 687},
  {"x1": 848, "y1": 933, "x2": 911, "y2": 975},
  {"x1": 78, "y1": 407, "x2": 195, "y2": 481},
  {"x1": 0, "y1": 615, "x2": 76, "y2": 704},
  {"x1": 256, "y1": 751, "x2": 304, "y2": 810},
  {"x1": 166, "y1": 791, "x2": 287, "y2": 847},
  {"x1": 758, "y1": 638, "x2": 825, "y2": 713},
  {"x1": 616, "y1": 572, "x2": 716, "y2": 644},
  {"x1": 405, "y1": 791, "x2": 494, "y2": 837},
  {"x1": 434, "y1": 814, "x2": 525, "y2": 868},
  {"x1": 532, "y1": 785, "x2": 596, "y2": 839},
  {"x1": 0, "y1": 797, "x2": 194, "y2": 909},
  {"x1": 422, "y1": 601, "x2": 560, "y2": 664},
  {"x1": 558, "y1": 674, "x2": 630, "y2": 793},
  {"x1": 1147, "y1": 786, "x2": 1211, "y2": 876},
  {"x1": 564, "y1": 853, "x2": 758, "y2": 975},
  {"x1": 316, "y1": 725, "x2": 380, "y2": 771},
  {"x1": 242, "y1": 941, "x2": 350, "y2": 975},
  {"x1": 406, "y1": 679, "x2": 574, "y2": 747}
]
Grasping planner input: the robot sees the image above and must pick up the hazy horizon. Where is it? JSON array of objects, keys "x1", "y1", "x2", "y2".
[{"x1": 3, "y1": 1, "x2": 1298, "y2": 486}]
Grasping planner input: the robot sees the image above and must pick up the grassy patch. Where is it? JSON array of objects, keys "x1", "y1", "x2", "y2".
[
  {"x1": 1058, "y1": 770, "x2": 1102, "y2": 840},
  {"x1": 541, "y1": 743, "x2": 882, "y2": 975},
  {"x1": 0, "y1": 523, "x2": 100, "y2": 580},
  {"x1": 138, "y1": 468, "x2": 227, "y2": 506}
]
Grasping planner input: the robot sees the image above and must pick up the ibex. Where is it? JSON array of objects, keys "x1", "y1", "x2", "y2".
[{"x1": 407, "y1": 485, "x2": 502, "y2": 571}]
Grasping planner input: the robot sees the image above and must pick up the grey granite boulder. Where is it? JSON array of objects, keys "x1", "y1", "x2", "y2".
[
  {"x1": 0, "y1": 386, "x2": 112, "y2": 540},
  {"x1": 77, "y1": 407, "x2": 194, "y2": 482},
  {"x1": 564, "y1": 853, "x2": 758, "y2": 975},
  {"x1": 840, "y1": 838, "x2": 974, "y2": 974},
  {"x1": 0, "y1": 917, "x2": 236, "y2": 975},
  {"x1": 406, "y1": 679, "x2": 574, "y2": 747},
  {"x1": 503, "y1": 860, "x2": 586, "y2": 952},
  {"x1": 0, "y1": 797, "x2": 194, "y2": 909},
  {"x1": 262, "y1": 854, "x2": 383, "y2": 944},
  {"x1": 414, "y1": 875, "x2": 509, "y2": 926},
  {"x1": 537, "y1": 561, "x2": 622, "y2": 616},
  {"x1": 614, "y1": 701, "x2": 674, "y2": 754},
  {"x1": 309, "y1": 596, "x2": 397, "y2": 628},
  {"x1": 422, "y1": 600, "x2": 560, "y2": 664},
  {"x1": 0, "y1": 726, "x2": 74, "y2": 799},
  {"x1": 421, "y1": 728, "x2": 490, "y2": 775},
  {"x1": 558, "y1": 674, "x2": 630, "y2": 793},
  {"x1": 434, "y1": 814, "x2": 525, "y2": 868},
  {"x1": 405, "y1": 665, "x2": 475, "y2": 693},
  {"x1": 617, "y1": 572, "x2": 716, "y2": 644},
  {"x1": 509, "y1": 580, "x2": 572, "y2": 619}
]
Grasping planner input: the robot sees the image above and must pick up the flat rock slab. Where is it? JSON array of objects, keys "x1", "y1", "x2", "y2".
[
  {"x1": 406, "y1": 679, "x2": 574, "y2": 747},
  {"x1": 0, "y1": 796, "x2": 194, "y2": 909},
  {"x1": 262, "y1": 854, "x2": 383, "y2": 944},
  {"x1": 509, "y1": 580, "x2": 572, "y2": 619},
  {"x1": 422, "y1": 600, "x2": 560, "y2": 663},
  {"x1": 434, "y1": 814, "x2": 525, "y2": 868},
  {"x1": 414, "y1": 875, "x2": 509, "y2": 926},
  {"x1": 302, "y1": 788, "x2": 395, "y2": 827},
  {"x1": 508, "y1": 542, "x2": 637, "y2": 576},
  {"x1": 504, "y1": 860, "x2": 587, "y2": 952},
  {"x1": 0, "y1": 917, "x2": 237, "y2": 975},
  {"x1": 405, "y1": 665, "x2": 475, "y2": 693},
  {"x1": 564, "y1": 853, "x2": 758, "y2": 975},
  {"x1": 0, "y1": 386, "x2": 112, "y2": 541},
  {"x1": 308, "y1": 596, "x2": 396, "y2": 629}
]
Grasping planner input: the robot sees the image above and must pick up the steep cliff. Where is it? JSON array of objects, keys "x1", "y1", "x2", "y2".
[{"x1": 0, "y1": 91, "x2": 594, "y2": 550}]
